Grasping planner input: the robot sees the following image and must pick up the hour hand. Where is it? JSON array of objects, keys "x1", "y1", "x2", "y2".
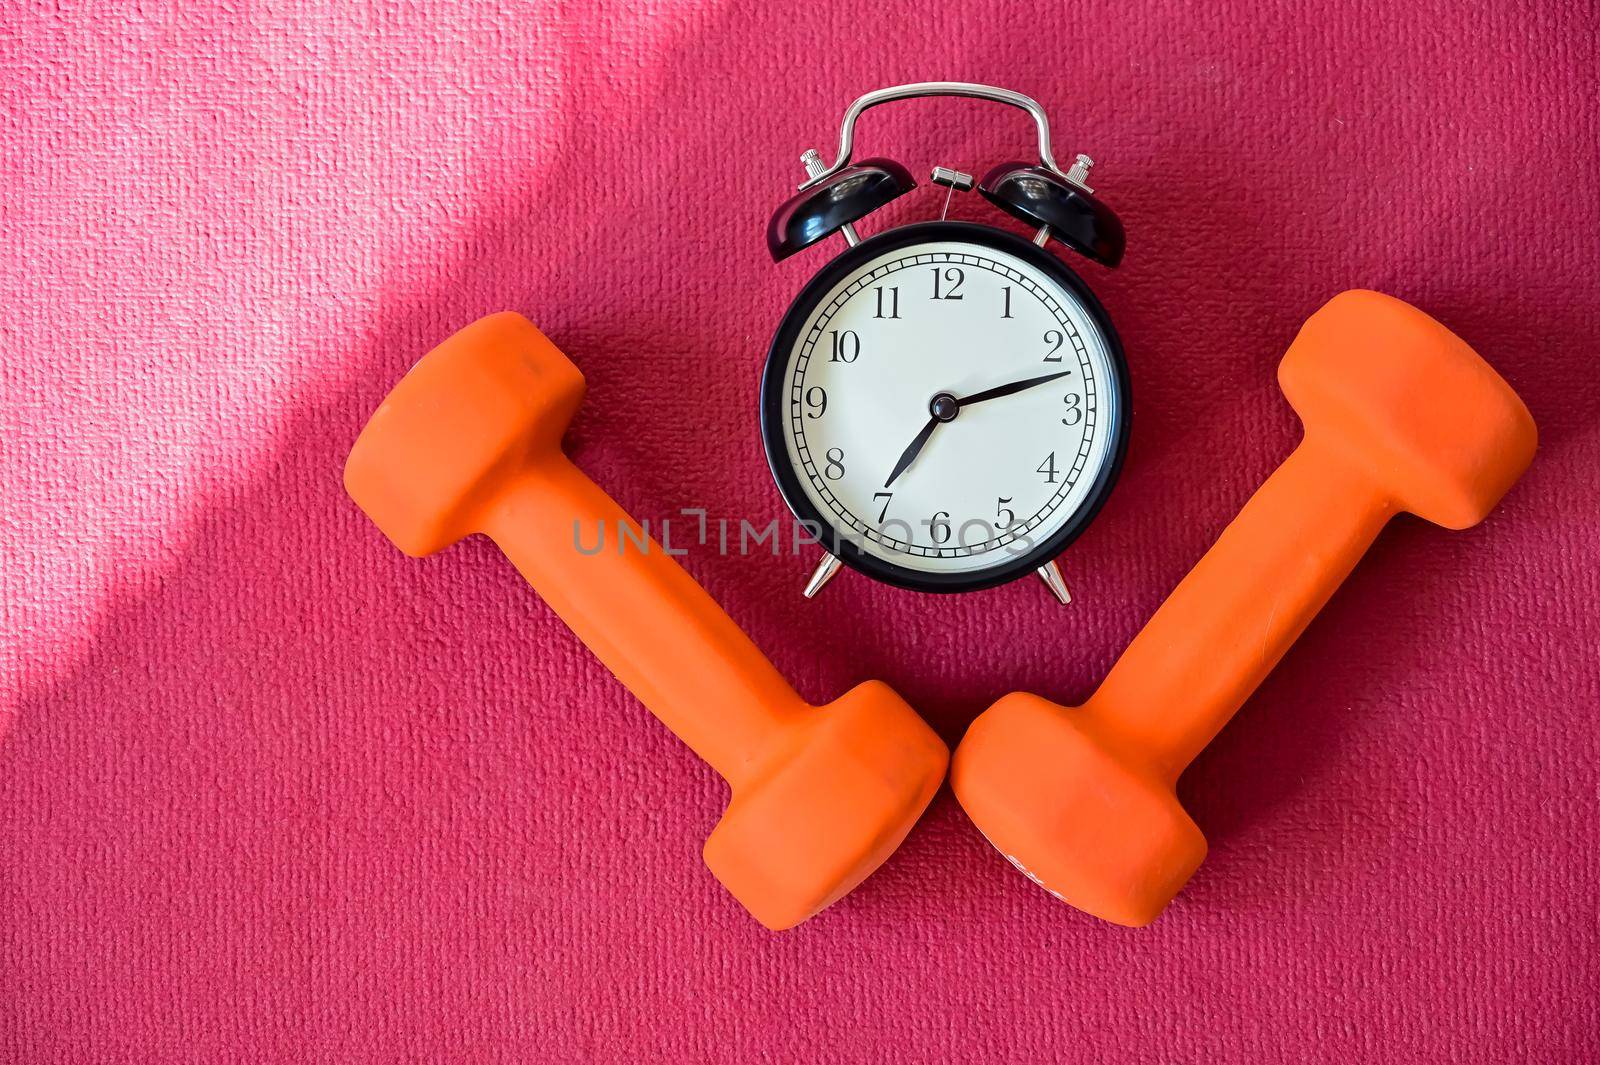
[{"x1": 884, "y1": 415, "x2": 940, "y2": 488}]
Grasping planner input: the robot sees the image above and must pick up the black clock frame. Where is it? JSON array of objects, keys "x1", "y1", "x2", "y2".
[{"x1": 760, "y1": 220, "x2": 1131, "y2": 594}]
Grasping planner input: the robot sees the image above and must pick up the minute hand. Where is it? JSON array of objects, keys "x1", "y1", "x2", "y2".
[{"x1": 958, "y1": 370, "x2": 1073, "y2": 408}]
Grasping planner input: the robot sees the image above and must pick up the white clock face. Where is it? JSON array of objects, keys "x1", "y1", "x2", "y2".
[{"x1": 774, "y1": 236, "x2": 1121, "y2": 579}]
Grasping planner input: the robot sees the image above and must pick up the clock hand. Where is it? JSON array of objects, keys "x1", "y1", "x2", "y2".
[
  {"x1": 881, "y1": 373, "x2": 1068, "y2": 489},
  {"x1": 884, "y1": 415, "x2": 940, "y2": 488},
  {"x1": 957, "y1": 370, "x2": 1073, "y2": 408}
]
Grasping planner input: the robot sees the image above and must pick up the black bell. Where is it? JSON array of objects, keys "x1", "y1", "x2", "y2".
[
  {"x1": 766, "y1": 158, "x2": 916, "y2": 261},
  {"x1": 978, "y1": 163, "x2": 1125, "y2": 267}
]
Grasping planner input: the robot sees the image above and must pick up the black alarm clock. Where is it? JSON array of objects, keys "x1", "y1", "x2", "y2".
[{"x1": 760, "y1": 83, "x2": 1130, "y2": 602}]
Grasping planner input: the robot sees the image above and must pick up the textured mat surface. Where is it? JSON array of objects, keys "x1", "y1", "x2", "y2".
[{"x1": 2, "y1": 2, "x2": 1597, "y2": 1061}]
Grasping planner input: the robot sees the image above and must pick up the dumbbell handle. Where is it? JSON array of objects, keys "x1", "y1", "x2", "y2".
[
  {"x1": 478, "y1": 456, "x2": 808, "y2": 783},
  {"x1": 1081, "y1": 434, "x2": 1394, "y2": 782}
]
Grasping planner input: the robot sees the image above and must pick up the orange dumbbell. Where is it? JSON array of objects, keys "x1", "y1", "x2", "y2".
[
  {"x1": 346, "y1": 313, "x2": 948, "y2": 930},
  {"x1": 952, "y1": 290, "x2": 1536, "y2": 926}
]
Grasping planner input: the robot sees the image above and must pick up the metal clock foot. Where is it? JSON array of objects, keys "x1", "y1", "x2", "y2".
[
  {"x1": 1037, "y1": 560, "x2": 1072, "y2": 605},
  {"x1": 803, "y1": 553, "x2": 844, "y2": 599}
]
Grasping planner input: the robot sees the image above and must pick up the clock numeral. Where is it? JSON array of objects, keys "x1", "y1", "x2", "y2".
[
  {"x1": 926, "y1": 510, "x2": 952, "y2": 545},
  {"x1": 1001, "y1": 286, "x2": 1014, "y2": 318},
  {"x1": 873, "y1": 285, "x2": 900, "y2": 319},
  {"x1": 1037, "y1": 452, "x2": 1059, "y2": 483},
  {"x1": 1062, "y1": 393, "x2": 1083, "y2": 426},
  {"x1": 995, "y1": 496, "x2": 1016, "y2": 529},
  {"x1": 804, "y1": 385, "x2": 827, "y2": 419},
  {"x1": 828, "y1": 329, "x2": 860, "y2": 363},
  {"x1": 1042, "y1": 329, "x2": 1065, "y2": 363},
  {"x1": 872, "y1": 492, "x2": 893, "y2": 523},
  {"x1": 823, "y1": 448, "x2": 846, "y2": 479},
  {"x1": 930, "y1": 267, "x2": 965, "y2": 300}
]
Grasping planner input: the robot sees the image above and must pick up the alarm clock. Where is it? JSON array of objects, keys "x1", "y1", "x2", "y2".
[{"x1": 761, "y1": 83, "x2": 1130, "y2": 602}]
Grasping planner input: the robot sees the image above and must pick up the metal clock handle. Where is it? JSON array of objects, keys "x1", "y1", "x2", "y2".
[{"x1": 797, "y1": 82, "x2": 1070, "y2": 191}]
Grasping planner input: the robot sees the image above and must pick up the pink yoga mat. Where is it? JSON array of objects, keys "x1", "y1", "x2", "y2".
[{"x1": 3, "y1": 1, "x2": 1597, "y2": 1060}]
